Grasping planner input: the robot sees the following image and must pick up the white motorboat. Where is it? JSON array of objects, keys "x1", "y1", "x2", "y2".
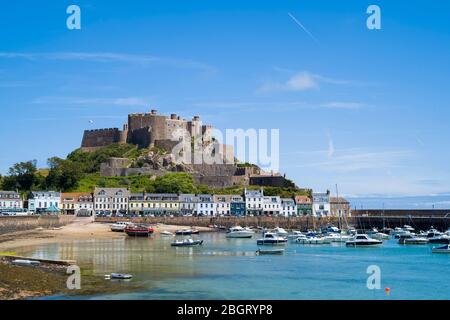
[
  {"x1": 110, "y1": 221, "x2": 131, "y2": 232},
  {"x1": 160, "y1": 230, "x2": 174, "y2": 236},
  {"x1": 346, "y1": 234, "x2": 383, "y2": 247},
  {"x1": 325, "y1": 233, "x2": 352, "y2": 243},
  {"x1": 391, "y1": 227, "x2": 412, "y2": 239},
  {"x1": 273, "y1": 227, "x2": 289, "y2": 237},
  {"x1": 403, "y1": 225, "x2": 415, "y2": 232},
  {"x1": 296, "y1": 235, "x2": 331, "y2": 244},
  {"x1": 370, "y1": 232, "x2": 390, "y2": 240},
  {"x1": 398, "y1": 234, "x2": 428, "y2": 245},
  {"x1": 366, "y1": 227, "x2": 379, "y2": 236},
  {"x1": 432, "y1": 244, "x2": 450, "y2": 253},
  {"x1": 324, "y1": 225, "x2": 340, "y2": 234},
  {"x1": 287, "y1": 230, "x2": 304, "y2": 239},
  {"x1": 226, "y1": 226, "x2": 254, "y2": 238},
  {"x1": 256, "y1": 232, "x2": 287, "y2": 245}
]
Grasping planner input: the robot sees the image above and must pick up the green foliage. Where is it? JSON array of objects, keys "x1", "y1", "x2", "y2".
[
  {"x1": 153, "y1": 173, "x2": 197, "y2": 194},
  {"x1": 45, "y1": 157, "x2": 83, "y2": 192},
  {"x1": 2, "y1": 160, "x2": 38, "y2": 191},
  {"x1": 67, "y1": 144, "x2": 138, "y2": 174}
]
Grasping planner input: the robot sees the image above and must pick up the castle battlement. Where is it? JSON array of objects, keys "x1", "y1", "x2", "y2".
[{"x1": 81, "y1": 110, "x2": 212, "y2": 151}]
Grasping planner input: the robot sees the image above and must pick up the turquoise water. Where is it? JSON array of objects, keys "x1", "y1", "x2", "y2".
[{"x1": 18, "y1": 232, "x2": 450, "y2": 300}]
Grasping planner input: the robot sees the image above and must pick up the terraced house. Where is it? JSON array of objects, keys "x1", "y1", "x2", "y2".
[
  {"x1": 230, "y1": 195, "x2": 246, "y2": 216},
  {"x1": 179, "y1": 194, "x2": 198, "y2": 216},
  {"x1": 281, "y1": 198, "x2": 296, "y2": 217},
  {"x1": 144, "y1": 193, "x2": 179, "y2": 215},
  {"x1": 60, "y1": 192, "x2": 94, "y2": 216},
  {"x1": 263, "y1": 195, "x2": 281, "y2": 216},
  {"x1": 28, "y1": 191, "x2": 60, "y2": 214},
  {"x1": 244, "y1": 188, "x2": 264, "y2": 216},
  {"x1": 129, "y1": 192, "x2": 146, "y2": 214},
  {"x1": 196, "y1": 194, "x2": 216, "y2": 216},
  {"x1": 295, "y1": 195, "x2": 312, "y2": 216},
  {"x1": 0, "y1": 191, "x2": 22, "y2": 210},
  {"x1": 94, "y1": 187, "x2": 130, "y2": 215}
]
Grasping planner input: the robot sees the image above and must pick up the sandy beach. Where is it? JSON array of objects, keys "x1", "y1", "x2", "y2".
[{"x1": 0, "y1": 217, "x2": 214, "y2": 252}]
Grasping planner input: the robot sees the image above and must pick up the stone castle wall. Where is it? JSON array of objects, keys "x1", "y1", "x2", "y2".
[{"x1": 81, "y1": 128, "x2": 122, "y2": 150}]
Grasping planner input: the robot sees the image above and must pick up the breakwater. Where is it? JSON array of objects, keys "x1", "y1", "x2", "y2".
[{"x1": 0, "y1": 215, "x2": 75, "y2": 234}]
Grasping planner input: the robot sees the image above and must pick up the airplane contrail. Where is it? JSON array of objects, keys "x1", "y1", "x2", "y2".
[{"x1": 288, "y1": 12, "x2": 320, "y2": 45}]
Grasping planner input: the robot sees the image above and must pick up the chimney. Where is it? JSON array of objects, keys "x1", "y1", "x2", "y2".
[
  {"x1": 170, "y1": 113, "x2": 177, "y2": 120},
  {"x1": 151, "y1": 109, "x2": 157, "y2": 115},
  {"x1": 193, "y1": 115, "x2": 200, "y2": 121}
]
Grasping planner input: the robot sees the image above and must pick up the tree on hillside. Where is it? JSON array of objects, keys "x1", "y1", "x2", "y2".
[
  {"x1": 2, "y1": 160, "x2": 38, "y2": 191},
  {"x1": 45, "y1": 157, "x2": 83, "y2": 191},
  {"x1": 153, "y1": 173, "x2": 197, "y2": 194}
]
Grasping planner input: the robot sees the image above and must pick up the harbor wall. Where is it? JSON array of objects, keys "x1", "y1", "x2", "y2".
[
  {"x1": 0, "y1": 215, "x2": 75, "y2": 234},
  {"x1": 95, "y1": 215, "x2": 450, "y2": 231}
]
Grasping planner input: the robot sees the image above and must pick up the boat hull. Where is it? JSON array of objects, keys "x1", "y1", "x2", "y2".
[
  {"x1": 171, "y1": 240, "x2": 203, "y2": 247},
  {"x1": 256, "y1": 249, "x2": 284, "y2": 255},
  {"x1": 346, "y1": 242, "x2": 382, "y2": 247},
  {"x1": 226, "y1": 232, "x2": 253, "y2": 238},
  {"x1": 256, "y1": 239, "x2": 287, "y2": 245}
]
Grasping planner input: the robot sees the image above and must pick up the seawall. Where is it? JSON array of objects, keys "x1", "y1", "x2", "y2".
[{"x1": 0, "y1": 216, "x2": 75, "y2": 235}]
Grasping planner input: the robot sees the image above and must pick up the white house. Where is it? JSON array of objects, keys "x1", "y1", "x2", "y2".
[
  {"x1": 281, "y1": 198, "x2": 296, "y2": 217},
  {"x1": 179, "y1": 194, "x2": 198, "y2": 215},
  {"x1": 28, "y1": 191, "x2": 61, "y2": 213},
  {"x1": 0, "y1": 191, "x2": 23, "y2": 210},
  {"x1": 195, "y1": 194, "x2": 216, "y2": 216},
  {"x1": 213, "y1": 194, "x2": 232, "y2": 215},
  {"x1": 312, "y1": 191, "x2": 331, "y2": 217},
  {"x1": 244, "y1": 188, "x2": 264, "y2": 215},
  {"x1": 94, "y1": 187, "x2": 130, "y2": 215},
  {"x1": 263, "y1": 195, "x2": 281, "y2": 215}
]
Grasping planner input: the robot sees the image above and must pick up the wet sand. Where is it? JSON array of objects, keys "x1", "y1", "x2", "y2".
[{"x1": 0, "y1": 217, "x2": 214, "y2": 252}]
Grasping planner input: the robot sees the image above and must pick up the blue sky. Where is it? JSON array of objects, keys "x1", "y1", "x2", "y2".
[{"x1": 1, "y1": 0, "x2": 450, "y2": 200}]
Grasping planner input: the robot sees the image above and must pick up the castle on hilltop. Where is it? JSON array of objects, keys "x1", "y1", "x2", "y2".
[{"x1": 81, "y1": 109, "x2": 213, "y2": 151}]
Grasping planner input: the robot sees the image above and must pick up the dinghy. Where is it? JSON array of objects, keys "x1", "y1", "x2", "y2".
[
  {"x1": 110, "y1": 273, "x2": 133, "y2": 280},
  {"x1": 256, "y1": 249, "x2": 285, "y2": 255}
]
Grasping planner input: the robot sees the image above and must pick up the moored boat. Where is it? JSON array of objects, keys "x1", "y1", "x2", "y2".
[
  {"x1": 370, "y1": 232, "x2": 390, "y2": 240},
  {"x1": 226, "y1": 226, "x2": 254, "y2": 238},
  {"x1": 110, "y1": 221, "x2": 132, "y2": 232},
  {"x1": 273, "y1": 227, "x2": 289, "y2": 237},
  {"x1": 296, "y1": 235, "x2": 331, "y2": 244},
  {"x1": 256, "y1": 248, "x2": 285, "y2": 255},
  {"x1": 160, "y1": 230, "x2": 174, "y2": 236},
  {"x1": 398, "y1": 234, "x2": 428, "y2": 244},
  {"x1": 171, "y1": 238, "x2": 204, "y2": 247},
  {"x1": 256, "y1": 232, "x2": 287, "y2": 245},
  {"x1": 325, "y1": 233, "x2": 352, "y2": 243},
  {"x1": 432, "y1": 244, "x2": 450, "y2": 253},
  {"x1": 110, "y1": 273, "x2": 133, "y2": 280},
  {"x1": 346, "y1": 234, "x2": 383, "y2": 247},
  {"x1": 175, "y1": 229, "x2": 199, "y2": 235},
  {"x1": 125, "y1": 224, "x2": 154, "y2": 237},
  {"x1": 287, "y1": 230, "x2": 304, "y2": 239}
]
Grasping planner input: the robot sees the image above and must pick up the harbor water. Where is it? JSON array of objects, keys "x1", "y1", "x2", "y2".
[{"x1": 16, "y1": 232, "x2": 450, "y2": 300}]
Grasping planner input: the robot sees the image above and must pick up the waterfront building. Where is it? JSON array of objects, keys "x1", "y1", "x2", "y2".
[
  {"x1": 330, "y1": 197, "x2": 351, "y2": 217},
  {"x1": 230, "y1": 195, "x2": 246, "y2": 216},
  {"x1": 244, "y1": 188, "x2": 264, "y2": 216},
  {"x1": 144, "y1": 193, "x2": 179, "y2": 216},
  {"x1": 28, "y1": 191, "x2": 61, "y2": 214},
  {"x1": 295, "y1": 195, "x2": 312, "y2": 216},
  {"x1": 0, "y1": 191, "x2": 23, "y2": 210},
  {"x1": 60, "y1": 192, "x2": 94, "y2": 216},
  {"x1": 262, "y1": 195, "x2": 281, "y2": 216},
  {"x1": 312, "y1": 191, "x2": 331, "y2": 217},
  {"x1": 94, "y1": 187, "x2": 130, "y2": 215},
  {"x1": 281, "y1": 198, "x2": 296, "y2": 217},
  {"x1": 196, "y1": 194, "x2": 216, "y2": 216},
  {"x1": 213, "y1": 194, "x2": 232, "y2": 215},
  {"x1": 179, "y1": 194, "x2": 198, "y2": 216},
  {"x1": 129, "y1": 192, "x2": 146, "y2": 214}
]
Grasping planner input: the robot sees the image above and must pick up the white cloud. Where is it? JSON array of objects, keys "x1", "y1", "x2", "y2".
[
  {"x1": 258, "y1": 71, "x2": 354, "y2": 93},
  {"x1": 0, "y1": 52, "x2": 215, "y2": 72}
]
